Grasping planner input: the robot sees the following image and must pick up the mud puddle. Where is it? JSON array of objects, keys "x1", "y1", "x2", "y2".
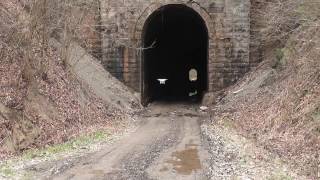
[{"x1": 165, "y1": 143, "x2": 201, "y2": 175}]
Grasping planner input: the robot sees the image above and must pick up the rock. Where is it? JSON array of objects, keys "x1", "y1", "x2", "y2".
[{"x1": 200, "y1": 106, "x2": 208, "y2": 111}]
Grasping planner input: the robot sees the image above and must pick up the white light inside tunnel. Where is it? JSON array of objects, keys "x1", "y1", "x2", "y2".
[{"x1": 189, "y1": 69, "x2": 198, "y2": 82}]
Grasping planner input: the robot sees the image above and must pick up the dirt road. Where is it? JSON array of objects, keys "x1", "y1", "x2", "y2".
[
  {"x1": 52, "y1": 103, "x2": 208, "y2": 180},
  {"x1": 21, "y1": 103, "x2": 301, "y2": 180}
]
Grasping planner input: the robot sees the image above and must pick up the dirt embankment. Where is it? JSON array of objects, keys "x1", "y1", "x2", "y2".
[
  {"x1": 205, "y1": 20, "x2": 320, "y2": 178},
  {"x1": 204, "y1": 1, "x2": 320, "y2": 177},
  {"x1": 0, "y1": 0, "x2": 140, "y2": 159}
]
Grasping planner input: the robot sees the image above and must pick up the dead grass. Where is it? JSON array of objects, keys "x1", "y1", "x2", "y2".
[
  {"x1": 0, "y1": 0, "x2": 133, "y2": 159},
  {"x1": 210, "y1": 22, "x2": 320, "y2": 178},
  {"x1": 0, "y1": 128, "x2": 120, "y2": 179}
]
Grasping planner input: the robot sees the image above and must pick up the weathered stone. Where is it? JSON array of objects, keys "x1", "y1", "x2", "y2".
[{"x1": 94, "y1": 0, "x2": 256, "y2": 93}]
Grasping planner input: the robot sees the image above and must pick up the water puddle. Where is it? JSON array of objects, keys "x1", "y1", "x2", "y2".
[
  {"x1": 166, "y1": 147, "x2": 202, "y2": 175},
  {"x1": 90, "y1": 169, "x2": 104, "y2": 175},
  {"x1": 142, "y1": 113, "x2": 162, "y2": 118},
  {"x1": 179, "y1": 113, "x2": 199, "y2": 117}
]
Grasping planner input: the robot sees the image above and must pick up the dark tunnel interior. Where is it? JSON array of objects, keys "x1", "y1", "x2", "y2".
[{"x1": 142, "y1": 4, "x2": 208, "y2": 104}]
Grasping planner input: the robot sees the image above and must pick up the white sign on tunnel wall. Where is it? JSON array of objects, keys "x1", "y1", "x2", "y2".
[{"x1": 157, "y1": 79, "x2": 168, "y2": 85}]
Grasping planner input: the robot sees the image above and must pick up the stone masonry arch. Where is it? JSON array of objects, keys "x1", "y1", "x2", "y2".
[
  {"x1": 99, "y1": 0, "x2": 253, "y2": 102},
  {"x1": 132, "y1": 2, "x2": 217, "y2": 95},
  {"x1": 140, "y1": 4, "x2": 210, "y2": 104},
  {"x1": 132, "y1": 2, "x2": 215, "y2": 42}
]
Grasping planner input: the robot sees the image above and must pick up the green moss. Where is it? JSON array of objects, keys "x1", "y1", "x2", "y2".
[
  {"x1": 276, "y1": 48, "x2": 285, "y2": 61},
  {"x1": 22, "y1": 130, "x2": 110, "y2": 160},
  {"x1": 267, "y1": 171, "x2": 293, "y2": 180},
  {"x1": 297, "y1": 2, "x2": 320, "y2": 22},
  {"x1": 21, "y1": 171, "x2": 35, "y2": 180},
  {"x1": 312, "y1": 107, "x2": 320, "y2": 121},
  {"x1": 0, "y1": 164, "x2": 15, "y2": 178},
  {"x1": 272, "y1": 48, "x2": 286, "y2": 69},
  {"x1": 221, "y1": 117, "x2": 236, "y2": 129},
  {"x1": 312, "y1": 107, "x2": 320, "y2": 135},
  {"x1": 0, "y1": 130, "x2": 111, "y2": 179}
]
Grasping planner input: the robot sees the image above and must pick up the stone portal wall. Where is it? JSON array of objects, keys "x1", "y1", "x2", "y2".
[{"x1": 99, "y1": 0, "x2": 253, "y2": 92}]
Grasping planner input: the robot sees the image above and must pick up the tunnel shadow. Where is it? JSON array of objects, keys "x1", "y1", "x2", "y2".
[{"x1": 142, "y1": 4, "x2": 208, "y2": 105}]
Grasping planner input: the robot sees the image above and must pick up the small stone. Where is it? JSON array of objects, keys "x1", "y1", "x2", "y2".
[{"x1": 200, "y1": 106, "x2": 208, "y2": 111}]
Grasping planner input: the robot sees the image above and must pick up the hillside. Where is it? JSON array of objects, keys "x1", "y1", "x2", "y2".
[
  {"x1": 203, "y1": 16, "x2": 320, "y2": 180},
  {"x1": 0, "y1": 0, "x2": 140, "y2": 159},
  {"x1": 0, "y1": 0, "x2": 319, "y2": 179}
]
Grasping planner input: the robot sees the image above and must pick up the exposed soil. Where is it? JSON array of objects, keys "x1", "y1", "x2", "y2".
[
  {"x1": 5, "y1": 103, "x2": 304, "y2": 180},
  {"x1": 0, "y1": 0, "x2": 141, "y2": 158},
  {"x1": 203, "y1": 22, "x2": 320, "y2": 178},
  {"x1": 1, "y1": 1, "x2": 319, "y2": 180}
]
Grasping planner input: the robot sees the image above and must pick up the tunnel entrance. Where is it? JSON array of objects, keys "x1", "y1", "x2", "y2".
[{"x1": 142, "y1": 4, "x2": 208, "y2": 105}]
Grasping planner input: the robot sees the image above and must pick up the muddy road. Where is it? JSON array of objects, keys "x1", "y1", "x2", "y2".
[
  {"x1": 22, "y1": 103, "x2": 302, "y2": 180},
  {"x1": 53, "y1": 103, "x2": 209, "y2": 180}
]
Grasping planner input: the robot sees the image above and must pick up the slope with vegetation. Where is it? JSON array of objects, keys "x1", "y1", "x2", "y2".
[
  {"x1": 204, "y1": 0, "x2": 320, "y2": 178},
  {"x1": 0, "y1": 0, "x2": 319, "y2": 179},
  {"x1": 0, "y1": 0, "x2": 140, "y2": 159}
]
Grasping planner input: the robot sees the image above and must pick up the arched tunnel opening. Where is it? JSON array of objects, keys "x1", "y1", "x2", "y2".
[{"x1": 142, "y1": 4, "x2": 208, "y2": 105}]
